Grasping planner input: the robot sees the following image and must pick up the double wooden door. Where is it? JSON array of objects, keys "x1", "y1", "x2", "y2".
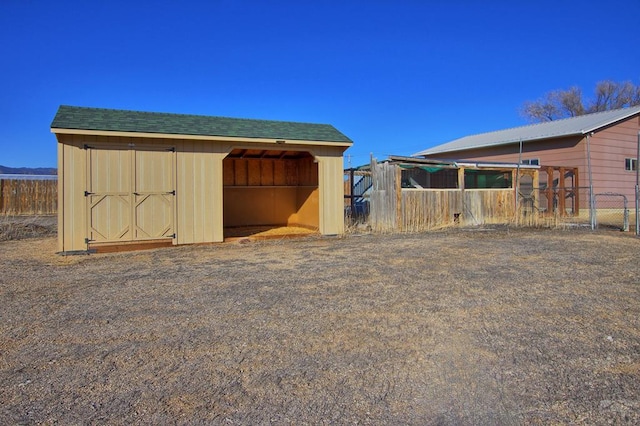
[{"x1": 86, "y1": 145, "x2": 175, "y2": 244}]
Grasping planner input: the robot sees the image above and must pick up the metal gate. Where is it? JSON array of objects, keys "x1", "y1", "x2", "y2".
[
  {"x1": 593, "y1": 192, "x2": 629, "y2": 231},
  {"x1": 86, "y1": 145, "x2": 175, "y2": 244}
]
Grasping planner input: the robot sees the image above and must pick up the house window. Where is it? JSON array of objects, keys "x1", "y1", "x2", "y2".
[
  {"x1": 625, "y1": 158, "x2": 637, "y2": 171},
  {"x1": 521, "y1": 158, "x2": 539, "y2": 166}
]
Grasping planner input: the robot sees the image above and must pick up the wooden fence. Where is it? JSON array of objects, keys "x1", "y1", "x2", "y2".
[
  {"x1": 0, "y1": 179, "x2": 57, "y2": 215},
  {"x1": 369, "y1": 160, "x2": 524, "y2": 232}
]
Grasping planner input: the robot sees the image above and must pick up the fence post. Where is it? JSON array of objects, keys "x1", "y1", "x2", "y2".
[
  {"x1": 349, "y1": 168, "x2": 355, "y2": 218},
  {"x1": 624, "y1": 195, "x2": 629, "y2": 232},
  {"x1": 545, "y1": 166, "x2": 554, "y2": 215},
  {"x1": 573, "y1": 168, "x2": 580, "y2": 216},
  {"x1": 558, "y1": 167, "x2": 566, "y2": 216},
  {"x1": 395, "y1": 165, "x2": 402, "y2": 231}
]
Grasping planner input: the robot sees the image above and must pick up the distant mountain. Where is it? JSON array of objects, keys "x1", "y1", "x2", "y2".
[{"x1": 0, "y1": 165, "x2": 57, "y2": 175}]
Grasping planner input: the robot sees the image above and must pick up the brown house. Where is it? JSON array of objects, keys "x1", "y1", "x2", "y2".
[{"x1": 415, "y1": 106, "x2": 640, "y2": 203}]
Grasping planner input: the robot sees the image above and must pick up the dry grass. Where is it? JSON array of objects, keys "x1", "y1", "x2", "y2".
[
  {"x1": 0, "y1": 215, "x2": 56, "y2": 242},
  {"x1": 1, "y1": 225, "x2": 640, "y2": 424}
]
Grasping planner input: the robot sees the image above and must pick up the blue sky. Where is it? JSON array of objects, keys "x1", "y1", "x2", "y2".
[{"x1": 1, "y1": 0, "x2": 639, "y2": 168}]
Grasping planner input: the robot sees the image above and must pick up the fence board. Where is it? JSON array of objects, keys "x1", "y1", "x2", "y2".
[
  {"x1": 370, "y1": 161, "x2": 397, "y2": 232},
  {"x1": 0, "y1": 179, "x2": 57, "y2": 215}
]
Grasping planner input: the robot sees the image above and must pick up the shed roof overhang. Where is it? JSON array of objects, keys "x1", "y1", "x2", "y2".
[{"x1": 51, "y1": 127, "x2": 352, "y2": 148}]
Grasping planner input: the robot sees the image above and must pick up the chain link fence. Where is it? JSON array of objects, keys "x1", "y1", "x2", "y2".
[
  {"x1": 593, "y1": 192, "x2": 629, "y2": 231},
  {"x1": 517, "y1": 186, "x2": 630, "y2": 231}
]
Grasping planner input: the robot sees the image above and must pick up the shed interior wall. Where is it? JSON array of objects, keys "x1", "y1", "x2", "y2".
[{"x1": 222, "y1": 153, "x2": 319, "y2": 230}]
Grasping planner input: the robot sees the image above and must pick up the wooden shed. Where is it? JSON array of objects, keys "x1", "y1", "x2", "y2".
[{"x1": 51, "y1": 106, "x2": 352, "y2": 253}]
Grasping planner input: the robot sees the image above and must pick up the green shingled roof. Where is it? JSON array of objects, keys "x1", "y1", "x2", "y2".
[{"x1": 51, "y1": 105, "x2": 352, "y2": 144}]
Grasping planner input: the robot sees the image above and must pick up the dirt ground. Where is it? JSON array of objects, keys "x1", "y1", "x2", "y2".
[{"x1": 1, "y1": 224, "x2": 640, "y2": 424}]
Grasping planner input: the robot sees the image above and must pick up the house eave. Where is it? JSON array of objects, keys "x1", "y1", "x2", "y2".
[{"x1": 415, "y1": 132, "x2": 584, "y2": 157}]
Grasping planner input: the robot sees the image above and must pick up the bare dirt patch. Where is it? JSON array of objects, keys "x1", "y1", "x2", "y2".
[{"x1": 1, "y1": 227, "x2": 640, "y2": 424}]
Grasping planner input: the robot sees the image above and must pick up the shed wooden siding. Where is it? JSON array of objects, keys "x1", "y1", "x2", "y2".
[
  {"x1": 58, "y1": 135, "x2": 88, "y2": 251},
  {"x1": 57, "y1": 134, "x2": 346, "y2": 252},
  {"x1": 176, "y1": 140, "x2": 226, "y2": 245},
  {"x1": 315, "y1": 147, "x2": 346, "y2": 235}
]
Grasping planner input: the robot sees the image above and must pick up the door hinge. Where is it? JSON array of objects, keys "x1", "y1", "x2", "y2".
[
  {"x1": 84, "y1": 191, "x2": 94, "y2": 197},
  {"x1": 171, "y1": 233, "x2": 176, "y2": 239},
  {"x1": 166, "y1": 147, "x2": 176, "y2": 152},
  {"x1": 167, "y1": 190, "x2": 176, "y2": 195},
  {"x1": 85, "y1": 237, "x2": 94, "y2": 244},
  {"x1": 83, "y1": 144, "x2": 95, "y2": 150}
]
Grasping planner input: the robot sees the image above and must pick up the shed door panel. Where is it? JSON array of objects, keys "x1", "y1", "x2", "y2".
[
  {"x1": 134, "y1": 149, "x2": 174, "y2": 239},
  {"x1": 88, "y1": 148, "x2": 132, "y2": 242},
  {"x1": 87, "y1": 146, "x2": 174, "y2": 244}
]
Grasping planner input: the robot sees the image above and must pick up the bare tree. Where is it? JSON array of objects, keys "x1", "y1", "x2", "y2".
[
  {"x1": 589, "y1": 80, "x2": 640, "y2": 112},
  {"x1": 521, "y1": 87, "x2": 584, "y2": 122},
  {"x1": 521, "y1": 80, "x2": 640, "y2": 122}
]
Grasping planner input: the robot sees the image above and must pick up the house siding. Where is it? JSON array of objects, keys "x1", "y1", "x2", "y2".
[
  {"x1": 588, "y1": 117, "x2": 640, "y2": 200},
  {"x1": 427, "y1": 135, "x2": 586, "y2": 179}
]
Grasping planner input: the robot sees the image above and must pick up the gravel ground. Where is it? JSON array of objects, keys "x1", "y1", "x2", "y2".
[{"x1": 1, "y1": 225, "x2": 639, "y2": 424}]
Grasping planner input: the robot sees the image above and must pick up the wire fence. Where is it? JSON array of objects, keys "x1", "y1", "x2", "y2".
[
  {"x1": 593, "y1": 192, "x2": 629, "y2": 231},
  {"x1": 518, "y1": 186, "x2": 631, "y2": 231}
]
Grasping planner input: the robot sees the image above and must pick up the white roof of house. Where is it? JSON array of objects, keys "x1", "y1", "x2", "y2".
[{"x1": 414, "y1": 105, "x2": 640, "y2": 157}]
